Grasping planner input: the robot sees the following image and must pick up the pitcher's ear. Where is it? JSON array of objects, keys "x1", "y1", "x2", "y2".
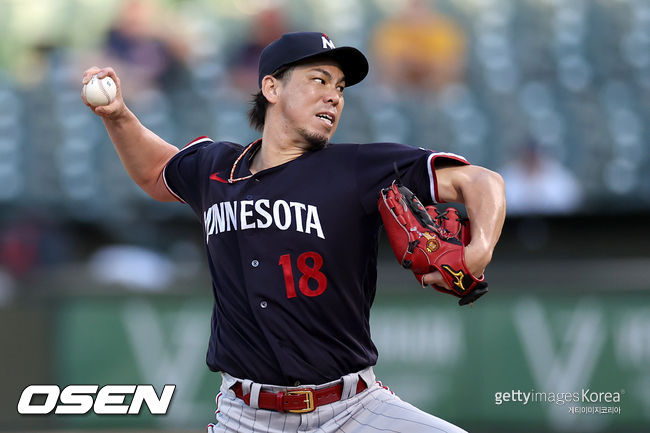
[{"x1": 261, "y1": 75, "x2": 280, "y2": 104}]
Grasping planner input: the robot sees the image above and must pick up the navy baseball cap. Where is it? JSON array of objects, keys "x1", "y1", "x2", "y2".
[{"x1": 258, "y1": 32, "x2": 369, "y2": 88}]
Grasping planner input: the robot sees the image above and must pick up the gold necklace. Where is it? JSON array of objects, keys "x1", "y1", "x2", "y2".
[{"x1": 228, "y1": 139, "x2": 261, "y2": 183}]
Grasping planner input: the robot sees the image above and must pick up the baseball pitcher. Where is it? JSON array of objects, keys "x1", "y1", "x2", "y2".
[{"x1": 82, "y1": 31, "x2": 506, "y2": 432}]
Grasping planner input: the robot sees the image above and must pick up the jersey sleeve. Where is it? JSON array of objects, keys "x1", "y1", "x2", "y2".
[
  {"x1": 355, "y1": 142, "x2": 469, "y2": 214},
  {"x1": 163, "y1": 136, "x2": 214, "y2": 206}
]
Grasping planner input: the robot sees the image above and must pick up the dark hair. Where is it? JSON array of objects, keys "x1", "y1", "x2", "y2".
[{"x1": 248, "y1": 66, "x2": 291, "y2": 132}]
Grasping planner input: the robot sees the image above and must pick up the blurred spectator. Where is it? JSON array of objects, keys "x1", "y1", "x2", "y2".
[
  {"x1": 0, "y1": 215, "x2": 73, "y2": 280},
  {"x1": 228, "y1": 7, "x2": 289, "y2": 96},
  {"x1": 370, "y1": 0, "x2": 466, "y2": 95},
  {"x1": 99, "y1": 0, "x2": 191, "y2": 100},
  {"x1": 500, "y1": 138, "x2": 583, "y2": 216},
  {"x1": 0, "y1": 221, "x2": 39, "y2": 279},
  {"x1": 88, "y1": 244, "x2": 175, "y2": 291},
  {"x1": 13, "y1": 43, "x2": 63, "y2": 88}
]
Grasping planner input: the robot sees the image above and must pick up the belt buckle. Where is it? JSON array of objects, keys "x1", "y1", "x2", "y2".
[{"x1": 287, "y1": 389, "x2": 314, "y2": 413}]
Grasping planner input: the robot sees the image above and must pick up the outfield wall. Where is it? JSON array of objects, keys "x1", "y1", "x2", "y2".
[{"x1": 2, "y1": 289, "x2": 648, "y2": 432}]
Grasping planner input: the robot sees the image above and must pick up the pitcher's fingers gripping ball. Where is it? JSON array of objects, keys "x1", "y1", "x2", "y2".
[
  {"x1": 378, "y1": 175, "x2": 488, "y2": 305},
  {"x1": 83, "y1": 74, "x2": 117, "y2": 106}
]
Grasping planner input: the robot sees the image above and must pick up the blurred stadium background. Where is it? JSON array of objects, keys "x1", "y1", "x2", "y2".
[{"x1": 0, "y1": 0, "x2": 649, "y2": 432}]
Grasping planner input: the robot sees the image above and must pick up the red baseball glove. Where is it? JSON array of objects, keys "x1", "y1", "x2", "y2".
[{"x1": 378, "y1": 180, "x2": 488, "y2": 305}]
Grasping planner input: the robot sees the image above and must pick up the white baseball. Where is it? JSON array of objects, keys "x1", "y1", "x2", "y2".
[{"x1": 83, "y1": 75, "x2": 117, "y2": 106}]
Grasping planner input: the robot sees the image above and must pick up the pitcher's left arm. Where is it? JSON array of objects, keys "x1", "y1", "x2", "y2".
[{"x1": 423, "y1": 164, "x2": 506, "y2": 287}]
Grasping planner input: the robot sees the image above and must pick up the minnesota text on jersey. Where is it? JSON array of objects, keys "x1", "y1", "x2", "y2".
[{"x1": 203, "y1": 199, "x2": 325, "y2": 243}]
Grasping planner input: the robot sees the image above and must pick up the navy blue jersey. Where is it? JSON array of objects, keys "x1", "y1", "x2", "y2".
[{"x1": 163, "y1": 137, "x2": 468, "y2": 386}]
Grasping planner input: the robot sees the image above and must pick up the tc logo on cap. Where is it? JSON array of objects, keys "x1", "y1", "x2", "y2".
[
  {"x1": 322, "y1": 34, "x2": 335, "y2": 49},
  {"x1": 258, "y1": 32, "x2": 368, "y2": 88}
]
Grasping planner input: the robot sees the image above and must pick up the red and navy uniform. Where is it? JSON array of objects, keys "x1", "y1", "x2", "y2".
[{"x1": 163, "y1": 138, "x2": 468, "y2": 386}]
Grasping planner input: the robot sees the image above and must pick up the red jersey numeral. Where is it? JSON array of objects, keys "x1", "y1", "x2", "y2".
[
  {"x1": 278, "y1": 252, "x2": 328, "y2": 298},
  {"x1": 278, "y1": 254, "x2": 297, "y2": 298}
]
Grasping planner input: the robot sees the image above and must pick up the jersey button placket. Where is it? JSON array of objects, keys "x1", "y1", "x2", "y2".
[{"x1": 251, "y1": 259, "x2": 265, "y2": 309}]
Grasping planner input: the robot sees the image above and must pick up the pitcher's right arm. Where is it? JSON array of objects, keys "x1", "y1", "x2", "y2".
[{"x1": 81, "y1": 66, "x2": 179, "y2": 202}]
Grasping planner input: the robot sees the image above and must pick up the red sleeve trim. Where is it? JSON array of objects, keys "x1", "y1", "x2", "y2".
[
  {"x1": 162, "y1": 164, "x2": 186, "y2": 203},
  {"x1": 427, "y1": 152, "x2": 469, "y2": 203},
  {"x1": 182, "y1": 136, "x2": 212, "y2": 149},
  {"x1": 163, "y1": 136, "x2": 214, "y2": 203}
]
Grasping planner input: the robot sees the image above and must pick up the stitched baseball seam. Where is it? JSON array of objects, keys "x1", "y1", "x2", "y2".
[{"x1": 97, "y1": 77, "x2": 111, "y2": 104}]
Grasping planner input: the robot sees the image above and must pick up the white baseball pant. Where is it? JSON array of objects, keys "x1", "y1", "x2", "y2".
[{"x1": 206, "y1": 367, "x2": 468, "y2": 433}]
